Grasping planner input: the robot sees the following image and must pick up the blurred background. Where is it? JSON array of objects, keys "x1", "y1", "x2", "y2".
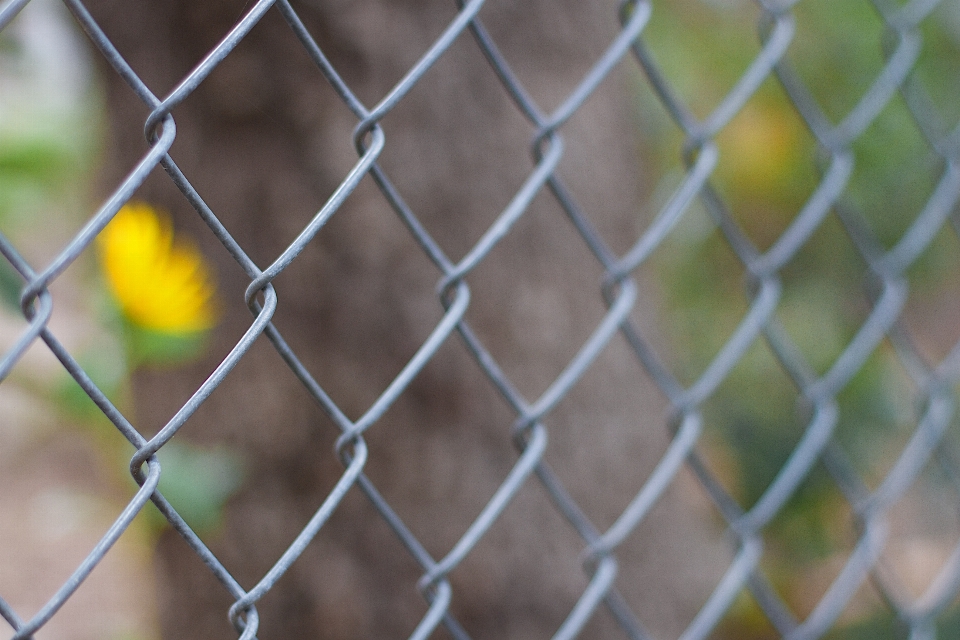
[{"x1": 635, "y1": 1, "x2": 960, "y2": 637}]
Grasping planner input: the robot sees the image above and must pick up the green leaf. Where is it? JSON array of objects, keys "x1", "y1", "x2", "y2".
[
  {"x1": 0, "y1": 258, "x2": 22, "y2": 309},
  {"x1": 153, "y1": 441, "x2": 245, "y2": 536}
]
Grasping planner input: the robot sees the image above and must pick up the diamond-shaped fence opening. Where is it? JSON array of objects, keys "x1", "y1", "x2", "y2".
[{"x1": 1, "y1": 0, "x2": 960, "y2": 638}]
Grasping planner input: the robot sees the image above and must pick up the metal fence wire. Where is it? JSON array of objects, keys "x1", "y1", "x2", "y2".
[{"x1": 2, "y1": 0, "x2": 960, "y2": 638}]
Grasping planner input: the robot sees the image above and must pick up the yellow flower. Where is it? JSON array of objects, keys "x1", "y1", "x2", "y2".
[
  {"x1": 717, "y1": 101, "x2": 804, "y2": 200},
  {"x1": 97, "y1": 202, "x2": 218, "y2": 334}
]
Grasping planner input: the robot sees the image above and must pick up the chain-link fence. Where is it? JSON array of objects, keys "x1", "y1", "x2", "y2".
[{"x1": 2, "y1": 0, "x2": 960, "y2": 638}]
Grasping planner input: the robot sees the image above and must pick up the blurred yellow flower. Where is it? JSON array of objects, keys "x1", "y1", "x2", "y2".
[
  {"x1": 97, "y1": 202, "x2": 218, "y2": 334},
  {"x1": 718, "y1": 101, "x2": 804, "y2": 199}
]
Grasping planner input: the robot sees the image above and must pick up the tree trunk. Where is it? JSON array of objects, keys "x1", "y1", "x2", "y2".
[{"x1": 84, "y1": 0, "x2": 722, "y2": 637}]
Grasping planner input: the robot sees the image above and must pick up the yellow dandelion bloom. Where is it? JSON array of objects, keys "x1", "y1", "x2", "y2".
[
  {"x1": 718, "y1": 101, "x2": 803, "y2": 199},
  {"x1": 97, "y1": 202, "x2": 218, "y2": 334}
]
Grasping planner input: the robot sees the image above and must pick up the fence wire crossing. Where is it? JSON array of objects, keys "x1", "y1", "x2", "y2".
[{"x1": 1, "y1": 0, "x2": 960, "y2": 638}]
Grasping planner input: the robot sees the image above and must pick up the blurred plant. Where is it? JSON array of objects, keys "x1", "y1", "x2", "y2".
[
  {"x1": 42, "y1": 200, "x2": 242, "y2": 537},
  {"x1": 151, "y1": 440, "x2": 244, "y2": 536},
  {"x1": 80, "y1": 201, "x2": 242, "y2": 536},
  {"x1": 89, "y1": 201, "x2": 240, "y2": 535},
  {"x1": 0, "y1": 0, "x2": 101, "y2": 305},
  {"x1": 0, "y1": 7, "x2": 241, "y2": 537}
]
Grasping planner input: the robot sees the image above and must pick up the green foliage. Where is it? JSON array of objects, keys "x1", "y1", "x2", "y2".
[
  {"x1": 0, "y1": 145, "x2": 66, "y2": 228},
  {"x1": 636, "y1": 0, "x2": 960, "y2": 634},
  {"x1": 0, "y1": 86, "x2": 101, "y2": 230},
  {"x1": 121, "y1": 320, "x2": 213, "y2": 368},
  {"x1": 0, "y1": 2, "x2": 103, "y2": 315},
  {"x1": 823, "y1": 612, "x2": 908, "y2": 640},
  {"x1": 54, "y1": 342, "x2": 128, "y2": 424},
  {"x1": 0, "y1": 258, "x2": 21, "y2": 309},
  {"x1": 150, "y1": 441, "x2": 245, "y2": 536}
]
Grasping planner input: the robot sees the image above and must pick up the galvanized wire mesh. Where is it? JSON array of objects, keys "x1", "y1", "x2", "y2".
[{"x1": 2, "y1": 0, "x2": 960, "y2": 638}]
